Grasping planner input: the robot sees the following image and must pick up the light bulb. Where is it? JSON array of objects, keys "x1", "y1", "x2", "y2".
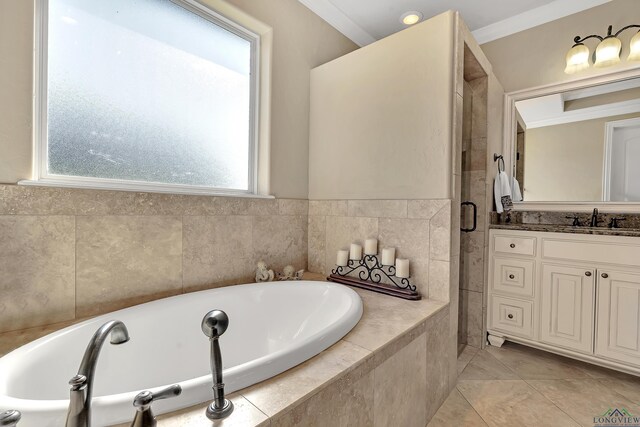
[
  {"x1": 594, "y1": 36, "x2": 622, "y2": 68},
  {"x1": 400, "y1": 11, "x2": 423, "y2": 26},
  {"x1": 564, "y1": 44, "x2": 590, "y2": 74},
  {"x1": 629, "y1": 30, "x2": 640, "y2": 62}
]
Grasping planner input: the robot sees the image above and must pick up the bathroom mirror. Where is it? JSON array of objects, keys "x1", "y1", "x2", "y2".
[{"x1": 505, "y1": 70, "x2": 640, "y2": 204}]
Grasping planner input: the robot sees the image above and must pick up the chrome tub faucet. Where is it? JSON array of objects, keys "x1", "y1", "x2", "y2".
[
  {"x1": 201, "y1": 310, "x2": 234, "y2": 420},
  {"x1": 0, "y1": 410, "x2": 21, "y2": 426},
  {"x1": 130, "y1": 384, "x2": 182, "y2": 427},
  {"x1": 66, "y1": 320, "x2": 130, "y2": 427}
]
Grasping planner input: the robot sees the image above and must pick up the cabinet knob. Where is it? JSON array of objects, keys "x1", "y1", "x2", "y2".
[
  {"x1": 601, "y1": 273, "x2": 609, "y2": 279},
  {"x1": 510, "y1": 243, "x2": 516, "y2": 248},
  {"x1": 509, "y1": 274, "x2": 515, "y2": 279},
  {"x1": 585, "y1": 271, "x2": 592, "y2": 277},
  {"x1": 507, "y1": 314, "x2": 514, "y2": 319}
]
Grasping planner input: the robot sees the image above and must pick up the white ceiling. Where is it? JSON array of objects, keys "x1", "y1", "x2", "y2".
[{"x1": 299, "y1": 0, "x2": 611, "y2": 46}]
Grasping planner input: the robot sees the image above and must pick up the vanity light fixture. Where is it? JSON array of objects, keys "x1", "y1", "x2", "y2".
[
  {"x1": 400, "y1": 11, "x2": 423, "y2": 26},
  {"x1": 565, "y1": 24, "x2": 640, "y2": 74},
  {"x1": 629, "y1": 30, "x2": 640, "y2": 61},
  {"x1": 594, "y1": 35, "x2": 622, "y2": 68}
]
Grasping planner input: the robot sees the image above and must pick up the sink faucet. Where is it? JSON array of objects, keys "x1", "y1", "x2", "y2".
[
  {"x1": 590, "y1": 208, "x2": 601, "y2": 227},
  {"x1": 66, "y1": 320, "x2": 130, "y2": 427}
]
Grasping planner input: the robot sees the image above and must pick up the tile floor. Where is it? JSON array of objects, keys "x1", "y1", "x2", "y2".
[{"x1": 429, "y1": 342, "x2": 640, "y2": 427}]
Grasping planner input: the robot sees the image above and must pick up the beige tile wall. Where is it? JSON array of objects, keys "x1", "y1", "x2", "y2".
[
  {"x1": 307, "y1": 199, "x2": 452, "y2": 300},
  {"x1": 0, "y1": 184, "x2": 308, "y2": 334}
]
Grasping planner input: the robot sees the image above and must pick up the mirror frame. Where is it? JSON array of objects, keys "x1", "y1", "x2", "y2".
[{"x1": 503, "y1": 66, "x2": 640, "y2": 212}]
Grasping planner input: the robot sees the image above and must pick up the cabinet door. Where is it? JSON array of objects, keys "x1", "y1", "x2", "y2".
[
  {"x1": 596, "y1": 270, "x2": 640, "y2": 366},
  {"x1": 540, "y1": 264, "x2": 595, "y2": 354}
]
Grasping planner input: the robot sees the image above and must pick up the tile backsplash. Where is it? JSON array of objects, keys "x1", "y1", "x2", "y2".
[
  {"x1": 1, "y1": 185, "x2": 456, "y2": 342},
  {"x1": 307, "y1": 199, "x2": 452, "y2": 300},
  {"x1": 0, "y1": 184, "x2": 308, "y2": 333}
]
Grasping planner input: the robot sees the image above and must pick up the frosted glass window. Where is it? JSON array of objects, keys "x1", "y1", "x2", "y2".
[{"x1": 45, "y1": 0, "x2": 256, "y2": 191}]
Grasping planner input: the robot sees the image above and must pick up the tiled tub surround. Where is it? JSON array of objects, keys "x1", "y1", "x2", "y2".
[
  {"x1": 491, "y1": 211, "x2": 640, "y2": 237},
  {"x1": 0, "y1": 274, "x2": 451, "y2": 427},
  {"x1": 307, "y1": 199, "x2": 453, "y2": 301},
  {"x1": 149, "y1": 284, "x2": 450, "y2": 427},
  {"x1": 306, "y1": 198, "x2": 458, "y2": 408},
  {"x1": 0, "y1": 184, "x2": 308, "y2": 334}
]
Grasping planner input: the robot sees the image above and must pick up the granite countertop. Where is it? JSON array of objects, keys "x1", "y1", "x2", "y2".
[
  {"x1": 489, "y1": 223, "x2": 640, "y2": 238},
  {"x1": 489, "y1": 211, "x2": 640, "y2": 238}
]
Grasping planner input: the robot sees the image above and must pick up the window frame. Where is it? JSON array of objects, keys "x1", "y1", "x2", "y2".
[{"x1": 31, "y1": 0, "x2": 262, "y2": 197}]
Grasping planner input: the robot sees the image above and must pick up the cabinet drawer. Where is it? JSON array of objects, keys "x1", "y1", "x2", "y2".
[
  {"x1": 494, "y1": 235, "x2": 536, "y2": 257},
  {"x1": 489, "y1": 295, "x2": 534, "y2": 339},
  {"x1": 491, "y1": 258, "x2": 535, "y2": 297},
  {"x1": 542, "y1": 238, "x2": 640, "y2": 268}
]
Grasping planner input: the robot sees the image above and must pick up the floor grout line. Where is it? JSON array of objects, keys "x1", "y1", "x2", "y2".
[
  {"x1": 438, "y1": 343, "x2": 640, "y2": 427},
  {"x1": 479, "y1": 346, "x2": 523, "y2": 380},
  {"x1": 593, "y1": 377, "x2": 640, "y2": 407},
  {"x1": 454, "y1": 382, "x2": 491, "y2": 427},
  {"x1": 521, "y1": 377, "x2": 584, "y2": 426}
]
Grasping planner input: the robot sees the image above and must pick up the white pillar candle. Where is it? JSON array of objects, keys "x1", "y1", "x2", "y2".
[
  {"x1": 381, "y1": 248, "x2": 396, "y2": 266},
  {"x1": 396, "y1": 258, "x2": 410, "y2": 278},
  {"x1": 336, "y1": 250, "x2": 349, "y2": 267},
  {"x1": 364, "y1": 238, "x2": 378, "y2": 255},
  {"x1": 350, "y1": 243, "x2": 363, "y2": 260}
]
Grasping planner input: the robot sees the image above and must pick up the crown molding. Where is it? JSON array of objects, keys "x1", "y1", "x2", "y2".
[
  {"x1": 298, "y1": 0, "x2": 376, "y2": 47},
  {"x1": 525, "y1": 98, "x2": 640, "y2": 128},
  {"x1": 472, "y1": 0, "x2": 612, "y2": 45},
  {"x1": 300, "y1": 0, "x2": 611, "y2": 48}
]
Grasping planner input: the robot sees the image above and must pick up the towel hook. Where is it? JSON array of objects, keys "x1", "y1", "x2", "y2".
[{"x1": 493, "y1": 154, "x2": 505, "y2": 173}]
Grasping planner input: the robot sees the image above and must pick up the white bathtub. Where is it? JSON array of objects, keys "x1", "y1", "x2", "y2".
[{"x1": 0, "y1": 281, "x2": 362, "y2": 426}]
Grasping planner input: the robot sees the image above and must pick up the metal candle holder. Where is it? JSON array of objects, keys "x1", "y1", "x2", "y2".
[{"x1": 328, "y1": 254, "x2": 420, "y2": 300}]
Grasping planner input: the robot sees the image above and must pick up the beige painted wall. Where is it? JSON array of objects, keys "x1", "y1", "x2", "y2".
[
  {"x1": 308, "y1": 12, "x2": 455, "y2": 200},
  {"x1": 0, "y1": 0, "x2": 357, "y2": 198},
  {"x1": 481, "y1": 0, "x2": 640, "y2": 93},
  {"x1": 523, "y1": 112, "x2": 640, "y2": 201},
  {"x1": 0, "y1": 1, "x2": 33, "y2": 185}
]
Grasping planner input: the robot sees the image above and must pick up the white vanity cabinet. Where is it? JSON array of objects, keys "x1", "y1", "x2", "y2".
[
  {"x1": 539, "y1": 263, "x2": 595, "y2": 354},
  {"x1": 488, "y1": 229, "x2": 640, "y2": 375},
  {"x1": 596, "y1": 270, "x2": 640, "y2": 365}
]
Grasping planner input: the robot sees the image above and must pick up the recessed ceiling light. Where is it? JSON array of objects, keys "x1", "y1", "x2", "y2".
[{"x1": 400, "y1": 11, "x2": 423, "y2": 26}]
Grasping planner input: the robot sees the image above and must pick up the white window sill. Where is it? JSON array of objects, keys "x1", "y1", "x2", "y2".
[{"x1": 18, "y1": 179, "x2": 275, "y2": 199}]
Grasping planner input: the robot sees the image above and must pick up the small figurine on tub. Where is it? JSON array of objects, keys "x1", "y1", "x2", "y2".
[
  {"x1": 255, "y1": 261, "x2": 275, "y2": 282},
  {"x1": 278, "y1": 265, "x2": 305, "y2": 281}
]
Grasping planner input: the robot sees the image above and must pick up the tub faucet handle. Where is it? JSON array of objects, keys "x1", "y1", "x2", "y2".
[
  {"x1": 131, "y1": 384, "x2": 182, "y2": 427},
  {"x1": 0, "y1": 410, "x2": 21, "y2": 426}
]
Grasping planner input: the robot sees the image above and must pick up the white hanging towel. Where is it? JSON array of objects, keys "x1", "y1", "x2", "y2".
[
  {"x1": 512, "y1": 177, "x2": 523, "y2": 202},
  {"x1": 494, "y1": 171, "x2": 513, "y2": 213}
]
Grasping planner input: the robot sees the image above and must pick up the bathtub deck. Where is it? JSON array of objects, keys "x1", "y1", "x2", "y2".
[
  {"x1": 0, "y1": 273, "x2": 450, "y2": 426},
  {"x1": 142, "y1": 273, "x2": 449, "y2": 426}
]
